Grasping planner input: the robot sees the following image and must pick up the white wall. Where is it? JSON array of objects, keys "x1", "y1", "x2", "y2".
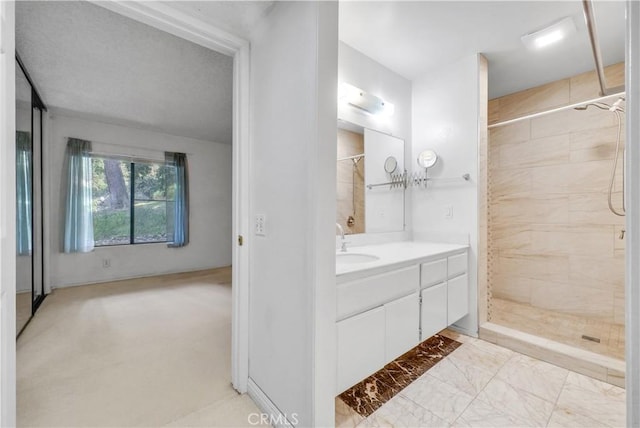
[
  {"x1": 0, "y1": 2, "x2": 17, "y2": 425},
  {"x1": 411, "y1": 54, "x2": 484, "y2": 336},
  {"x1": 626, "y1": 0, "x2": 640, "y2": 424},
  {"x1": 46, "y1": 111, "x2": 232, "y2": 288},
  {"x1": 338, "y1": 42, "x2": 412, "y2": 233},
  {"x1": 249, "y1": 2, "x2": 337, "y2": 426}
]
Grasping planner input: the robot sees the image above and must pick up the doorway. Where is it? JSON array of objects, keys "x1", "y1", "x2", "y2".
[{"x1": 13, "y1": 1, "x2": 251, "y2": 425}]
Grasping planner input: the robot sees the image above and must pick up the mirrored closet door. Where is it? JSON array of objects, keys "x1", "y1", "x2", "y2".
[{"x1": 16, "y1": 53, "x2": 46, "y2": 336}]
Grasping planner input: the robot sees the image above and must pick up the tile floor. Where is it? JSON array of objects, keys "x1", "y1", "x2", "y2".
[
  {"x1": 17, "y1": 267, "x2": 260, "y2": 427},
  {"x1": 337, "y1": 330, "x2": 626, "y2": 428}
]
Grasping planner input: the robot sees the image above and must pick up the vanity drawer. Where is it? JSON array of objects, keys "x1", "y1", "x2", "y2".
[
  {"x1": 337, "y1": 265, "x2": 419, "y2": 321},
  {"x1": 420, "y1": 258, "x2": 447, "y2": 288},
  {"x1": 448, "y1": 253, "x2": 467, "y2": 278}
]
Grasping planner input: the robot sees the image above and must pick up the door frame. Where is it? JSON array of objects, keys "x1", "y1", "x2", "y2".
[{"x1": 87, "y1": 1, "x2": 251, "y2": 393}]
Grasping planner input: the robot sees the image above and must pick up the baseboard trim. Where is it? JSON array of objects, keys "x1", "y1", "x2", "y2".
[{"x1": 247, "y1": 378, "x2": 295, "y2": 428}]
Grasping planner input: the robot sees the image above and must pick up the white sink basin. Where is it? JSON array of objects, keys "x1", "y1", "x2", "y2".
[{"x1": 336, "y1": 253, "x2": 380, "y2": 264}]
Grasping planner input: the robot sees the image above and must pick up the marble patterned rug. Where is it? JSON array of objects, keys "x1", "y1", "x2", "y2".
[{"x1": 338, "y1": 334, "x2": 462, "y2": 417}]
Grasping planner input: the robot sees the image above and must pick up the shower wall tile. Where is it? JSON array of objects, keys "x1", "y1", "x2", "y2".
[
  {"x1": 614, "y1": 290, "x2": 625, "y2": 325},
  {"x1": 567, "y1": 106, "x2": 617, "y2": 133},
  {"x1": 491, "y1": 275, "x2": 531, "y2": 303},
  {"x1": 490, "y1": 224, "x2": 531, "y2": 252},
  {"x1": 529, "y1": 224, "x2": 614, "y2": 257},
  {"x1": 497, "y1": 254, "x2": 569, "y2": 282},
  {"x1": 570, "y1": 125, "x2": 619, "y2": 150},
  {"x1": 570, "y1": 142, "x2": 618, "y2": 163},
  {"x1": 569, "y1": 256, "x2": 624, "y2": 290},
  {"x1": 569, "y1": 193, "x2": 626, "y2": 226},
  {"x1": 566, "y1": 161, "x2": 615, "y2": 194},
  {"x1": 488, "y1": 98, "x2": 500, "y2": 125},
  {"x1": 489, "y1": 119, "x2": 530, "y2": 145},
  {"x1": 497, "y1": 79, "x2": 570, "y2": 122},
  {"x1": 499, "y1": 134, "x2": 569, "y2": 169},
  {"x1": 529, "y1": 281, "x2": 614, "y2": 320},
  {"x1": 530, "y1": 109, "x2": 571, "y2": 139},
  {"x1": 530, "y1": 164, "x2": 572, "y2": 194},
  {"x1": 490, "y1": 168, "x2": 531, "y2": 197},
  {"x1": 494, "y1": 194, "x2": 569, "y2": 225},
  {"x1": 569, "y1": 63, "x2": 625, "y2": 103}
]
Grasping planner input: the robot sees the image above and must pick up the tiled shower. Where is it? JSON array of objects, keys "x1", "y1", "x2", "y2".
[{"x1": 486, "y1": 63, "x2": 625, "y2": 363}]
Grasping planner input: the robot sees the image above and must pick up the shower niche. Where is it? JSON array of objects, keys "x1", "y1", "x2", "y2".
[{"x1": 336, "y1": 120, "x2": 405, "y2": 235}]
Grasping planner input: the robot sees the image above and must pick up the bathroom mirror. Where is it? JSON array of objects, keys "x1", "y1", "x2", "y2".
[
  {"x1": 16, "y1": 61, "x2": 32, "y2": 335},
  {"x1": 417, "y1": 149, "x2": 438, "y2": 169},
  {"x1": 384, "y1": 156, "x2": 398, "y2": 174},
  {"x1": 336, "y1": 120, "x2": 405, "y2": 234}
]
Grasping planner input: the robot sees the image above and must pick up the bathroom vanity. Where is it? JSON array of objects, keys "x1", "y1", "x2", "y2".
[{"x1": 335, "y1": 242, "x2": 469, "y2": 393}]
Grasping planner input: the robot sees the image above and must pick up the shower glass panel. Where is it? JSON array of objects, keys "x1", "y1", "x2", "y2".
[{"x1": 16, "y1": 64, "x2": 32, "y2": 334}]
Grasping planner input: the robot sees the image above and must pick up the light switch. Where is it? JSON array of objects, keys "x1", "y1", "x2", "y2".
[
  {"x1": 444, "y1": 205, "x2": 453, "y2": 219},
  {"x1": 255, "y1": 214, "x2": 266, "y2": 236}
]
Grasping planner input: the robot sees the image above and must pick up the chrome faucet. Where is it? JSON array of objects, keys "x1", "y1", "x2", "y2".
[{"x1": 336, "y1": 223, "x2": 348, "y2": 252}]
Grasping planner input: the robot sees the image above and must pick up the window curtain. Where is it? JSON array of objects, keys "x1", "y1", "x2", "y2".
[
  {"x1": 166, "y1": 152, "x2": 189, "y2": 247},
  {"x1": 16, "y1": 131, "x2": 32, "y2": 256},
  {"x1": 63, "y1": 138, "x2": 94, "y2": 253}
]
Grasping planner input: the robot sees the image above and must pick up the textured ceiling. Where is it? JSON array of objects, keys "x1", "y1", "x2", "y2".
[
  {"x1": 16, "y1": 1, "x2": 233, "y2": 143},
  {"x1": 161, "y1": 1, "x2": 275, "y2": 40},
  {"x1": 339, "y1": 1, "x2": 626, "y2": 99}
]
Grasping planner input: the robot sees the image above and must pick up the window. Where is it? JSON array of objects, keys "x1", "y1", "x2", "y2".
[{"x1": 91, "y1": 157, "x2": 176, "y2": 246}]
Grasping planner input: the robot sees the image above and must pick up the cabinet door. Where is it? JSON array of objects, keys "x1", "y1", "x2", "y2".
[
  {"x1": 420, "y1": 282, "x2": 447, "y2": 340},
  {"x1": 448, "y1": 274, "x2": 469, "y2": 325},
  {"x1": 385, "y1": 292, "x2": 419, "y2": 361},
  {"x1": 337, "y1": 306, "x2": 386, "y2": 393},
  {"x1": 448, "y1": 253, "x2": 468, "y2": 278}
]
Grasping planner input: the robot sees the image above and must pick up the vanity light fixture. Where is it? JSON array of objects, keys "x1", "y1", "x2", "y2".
[
  {"x1": 338, "y1": 82, "x2": 395, "y2": 116},
  {"x1": 521, "y1": 16, "x2": 576, "y2": 50}
]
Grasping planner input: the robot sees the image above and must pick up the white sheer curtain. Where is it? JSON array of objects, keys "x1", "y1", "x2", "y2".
[
  {"x1": 63, "y1": 138, "x2": 94, "y2": 253},
  {"x1": 166, "y1": 152, "x2": 189, "y2": 247}
]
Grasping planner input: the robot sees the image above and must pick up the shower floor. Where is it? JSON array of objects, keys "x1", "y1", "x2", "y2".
[{"x1": 490, "y1": 298, "x2": 625, "y2": 361}]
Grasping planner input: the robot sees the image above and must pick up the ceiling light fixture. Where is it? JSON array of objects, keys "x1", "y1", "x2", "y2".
[
  {"x1": 521, "y1": 16, "x2": 576, "y2": 50},
  {"x1": 338, "y1": 82, "x2": 394, "y2": 116}
]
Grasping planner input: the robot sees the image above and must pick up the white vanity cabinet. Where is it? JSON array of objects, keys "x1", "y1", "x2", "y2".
[
  {"x1": 419, "y1": 251, "x2": 469, "y2": 340},
  {"x1": 337, "y1": 306, "x2": 386, "y2": 393},
  {"x1": 335, "y1": 244, "x2": 469, "y2": 393},
  {"x1": 420, "y1": 282, "x2": 448, "y2": 339},
  {"x1": 385, "y1": 292, "x2": 420, "y2": 361},
  {"x1": 336, "y1": 266, "x2": 419, "y2": 393}
]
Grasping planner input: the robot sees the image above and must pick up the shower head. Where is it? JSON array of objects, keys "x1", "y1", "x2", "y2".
[{"x1": 574, "y1": 102, "x2": 611, "y2": 111}]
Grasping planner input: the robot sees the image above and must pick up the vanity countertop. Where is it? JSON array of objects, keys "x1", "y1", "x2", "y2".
[{"x1": 336, "y1": 241, "x2": 468, "y2": 284}]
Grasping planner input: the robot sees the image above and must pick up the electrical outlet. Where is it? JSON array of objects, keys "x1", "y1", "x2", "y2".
[
  {"x1": 444, "y1": 205, "x2": 453, "y2": 219},
  {"x1": 102, "y1": 258, "x2": 111, "y2": 268},
  {"x1": 255, "y1": 214, "x2": 266, "y2": 236}
]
